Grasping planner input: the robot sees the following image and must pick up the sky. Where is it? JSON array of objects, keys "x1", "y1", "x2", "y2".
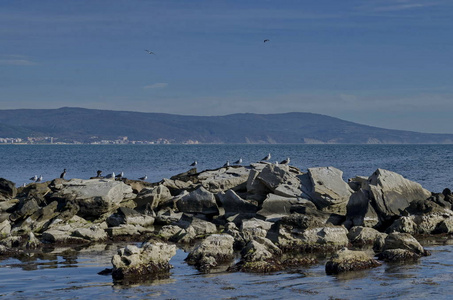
[{"x1": 1, "y1": 0, "x2": 453, "y2": 133}]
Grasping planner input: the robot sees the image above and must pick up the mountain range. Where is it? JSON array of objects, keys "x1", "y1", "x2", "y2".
[{"x1": 0, "y1": 107, "x2": 452, "y2": 144}]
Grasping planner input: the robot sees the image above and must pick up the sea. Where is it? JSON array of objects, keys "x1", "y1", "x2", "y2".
[{"x1": 0, "y1": 144, "x2": 453, "y2": 299}]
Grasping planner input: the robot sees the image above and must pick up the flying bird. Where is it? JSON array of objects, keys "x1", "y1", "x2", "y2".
[
  {"x1": 264, "y1": 39, "x2": 270, "y2": 43},
  {"x1": 145, "y1": 49, "x2": 155, "y2": 55}
]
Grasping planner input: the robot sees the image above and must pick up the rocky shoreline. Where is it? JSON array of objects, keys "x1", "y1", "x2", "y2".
[{"x1": 1, "y1": 162, "x2": 452, "y2": 281}]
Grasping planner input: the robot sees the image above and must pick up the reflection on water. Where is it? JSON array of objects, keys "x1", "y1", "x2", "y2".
[{"x1": 1, "y1": 241, "x2": 453, "y2": 299}]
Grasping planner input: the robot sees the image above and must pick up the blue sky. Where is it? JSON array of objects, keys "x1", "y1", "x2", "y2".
[{"x1": 1, "y1": 0, "x2": 452, "y2": 133}]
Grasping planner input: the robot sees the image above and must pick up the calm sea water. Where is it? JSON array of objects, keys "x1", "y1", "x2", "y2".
[{"x1": 1, "y1": 144, "x2": 453, "y2": 299}]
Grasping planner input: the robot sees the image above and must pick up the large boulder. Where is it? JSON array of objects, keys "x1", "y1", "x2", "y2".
[
  {"x1": 106, "y1": 207, "x2": 155, "y2": 228},
  {"x1": 176, "y1": 186, "x2": 219, "y2": 215},
  {"x1": 198, "y1": 166, "x2": 250, "y2": 193},
  {"x1": 257, "y1": 164, "x2": 302, "y2": 198},
  {"x1": 382, "y1": 232, "x2": 429, "y2": 256},
  {"x1": 302, "y1": 167, "x2": 353, "y2": 215},
  {"x1": 365, "y1": 169, "x2": 431, "y2": 221},
  {"x1": 50, "y1": 179, "x2": 135, "y2": 220},
  {"x1": 111, "y1": 242, "x2": 177, "y2": 280},
  {"x1": 231, "y1": 237, "x2": 283, "y2": 273},
  {"x1": 300, "y1": 226, "x2": 350, "y2": 251},
  {"x1": 348, "y1": 226, "x2": 387, "y2": 251},
  {"x1": 134, "y1": 185, "x2": 172, "y2": 212}
]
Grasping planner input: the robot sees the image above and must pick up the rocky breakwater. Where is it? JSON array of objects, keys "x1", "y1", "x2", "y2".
[{"x1": 0, "y1": 162, "x2": 451, "y2": 279}]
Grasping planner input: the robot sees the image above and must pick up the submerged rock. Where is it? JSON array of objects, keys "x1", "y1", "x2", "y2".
[
  {"x1": 111, "y1": 242, "x2": 177, "y2": 280},
  {"x1": 325, "y1": 248, "x2": 381, "y2": 274}
]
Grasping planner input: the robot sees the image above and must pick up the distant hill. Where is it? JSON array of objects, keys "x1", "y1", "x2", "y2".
[{"x1": 0, "y1": 107, "x2": 452, "y2": 144}]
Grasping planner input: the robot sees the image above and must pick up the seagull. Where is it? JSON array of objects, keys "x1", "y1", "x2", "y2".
[
  {"x1": 223, "y1": 160, "x2": 230, "y2": 167},
  {"x1": 105, "y1": 172, "x2": 115, "y2": 180},
  {"x1": 139, "y1": 175, "x2": 148, "y2": 181},
  {"x1": 36, "y1": 175, "x2": 43, "y2": 182},
  {"x1": 280, "y1": 157, "x2": 290, "y2": 165},
  {"x1": 145, "y1": 49, "x2": 155, "y2": 55},
  {"x1": 190, "y1": 161, "x2": 197, "y2": 167},
  {"x1": 261, "y1": 153, "x2": 271, "y2": 161},
  {"x1": 264, "y1": 39, "x2": 270, "y2": 43},
  {"x1": 60, "y1": 169, "x2": 67, "y2": 179},
  {"x1": 115, "y1": 171, "x2": 124, "y2": 179},
  {"x1": 29, "y1": 175, "x2": 38, "y2": 182},
  {"x1": 234, "y1": 158, "x2": 242, "y2": 165}
]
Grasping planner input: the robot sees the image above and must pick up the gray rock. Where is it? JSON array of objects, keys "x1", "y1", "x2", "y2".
[
  {"x1": 0, "y1": 219, "x2": 11, "y2": 237},
  {"x1": 434, "y1": 217, "x2": 453, "y2": 233},
  {"x1": 300, "y1": 226, "x2": 349, "y2": 250},
  {"x1": 217, "y1": 190, "x2": 258, "y2": 217},
  {"x1": 134, "y1": 185, "x2": 172, "y2": 212},
  {"x1": 257, "y1": 164, "x2": 302, "y2": 197},
  {"x1": 176, "y1": 186, "x2": 219, "y2": 215},
  {"x1": 345, "y1": 189, "x2": 379, "y2": 228},
  {"x1": 303, "y1": 167, "x2": 353, "y2": 215},
  {"x1": 105, "y1": 224, "x2": 151, "y2": 237},
  {"x1": 325, "y1": 248, "x2": 381, "y2": 274},
  {"x1": 386, "y1": 216, "x2": 418, "y2": 234},
  {"x1": 365, "y1": 169, "x2": 432, "y2": 221},
  {"x1": 198, "y1": 166, "x2": 250, "y2": 193},
  {"x1": 383, "y1": 232, "x2": 429, "y2": 256},
  {"x1": 377, "y1": 249, "x2": 422, "y2": 262},
  {"x1": 111, "y1": 242, "x2": 177, "y2": 279},
  {"x1": 232, "y1": 237, "x2": 283, "y2": 273},
  {"x1": 73, "y1": 225, "x2": 108, "y2": 241},
  {"x1": 348, "y1": 226, "x2": 387, "y2": 251},
  {"x1": 51, "y1": 179, "x2": 135, "y2": 220},
  {"x1": 186, "y1": 234, "x2": 235, "y2": 273},
  {"x1": 0, "y1": 178, "x2": 16, "y2": 200},
  {"x1": 246, "y1": 169, "x2": 270, "y2": 201},
  {"x1": 241, "y1": 218, "x2": 273, "y2": 242},
  {"x1": 107, "y1": 207, "x2": 155, "y2": 228},
  {"x1": 403, "y1": 199, "x2": 453, "y2": 234},
  {"x1": 257, "y1": 193, "x2": 316, "y2": 221}
]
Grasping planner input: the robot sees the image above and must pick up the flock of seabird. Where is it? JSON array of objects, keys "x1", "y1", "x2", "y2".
[{"x1": 28, "y1": 152, "x2": 289, "y2": 185}]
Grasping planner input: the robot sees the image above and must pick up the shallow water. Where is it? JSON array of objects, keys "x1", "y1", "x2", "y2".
[
  {"x1": 1, "y1": 144, "x2": 453, "y2": 299},
  {"x1": 1, "y1": 241, "x2": 453, "y2": 299}
]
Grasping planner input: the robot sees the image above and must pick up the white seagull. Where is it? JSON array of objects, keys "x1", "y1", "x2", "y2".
[
  {"x1": 223, "y1": 161, "x2": 230, "y2": 167},
  {"x1": 29, "y1": 175, "x2": 38, "y2": 182},
  {"x1": 139, "y1": 175, "x2": 148, "y2": 181},
  {"x1": 234, "y1": 158, "x2": 242, "y2": 165},
  {"x1": 190, "y1": 161, "x2": 197, "y2": 167},
  {"x1": 36, "y1": 175, "x2": 43, "y2": 182},
  {"x1": 280, "y1": 157, "x2": 290, "y2": 165},
  {"x1": 261, "y1": 153, "x2": 271, "y2": 161},
  {"x1": 105, "y1": 172, "x2": 115, "y2": 180}
]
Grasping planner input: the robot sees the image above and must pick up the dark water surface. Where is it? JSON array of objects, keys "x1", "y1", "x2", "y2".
[{"x1": 1, "y1": 144, "x2": 453, "y2": 299}]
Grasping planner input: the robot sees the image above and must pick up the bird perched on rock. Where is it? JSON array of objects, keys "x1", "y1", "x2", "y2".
[
  {"x1": 60, "y1": 169, "x2": 67, "y2": 179},
  {"x1": 105, "y1": 172, "x2": 115, "y2": 180},
  {"x1": 96, "y1": 170, "x2": 102, "y2": 177},
  {"x1": 280, "y1": 158, "x2": 290, "y2": 165},
  {"x1": 261, "y1": 153, "x2": 271, "y2": 161},
  {"x1": 234, "y1": 158, "x2": 242, "y2": 165},
  {"x1": 116, "y1": 171, "x2": 124, "y2": 180},
  {"x1": 139, "y1": 175, "x2": 147, "y2": 181},
  {"x1": 190, "y1": 161, "x2": 197, "y2": 167},
  {"x1": 36, "y1": 175, "x2": 43, "y2": 182},
  {"x1": 223, "y1": 161, "x2": 230, "y2": 167},
  {"x1": 29, "y1": 175, "x2": 38, "y2": 182}
]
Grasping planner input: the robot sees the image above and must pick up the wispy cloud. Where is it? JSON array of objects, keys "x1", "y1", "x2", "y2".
[
  {"x1": 0, "y1": 55, "x2": 37, "y2": 66},
  {"x1": 357, "y1": 0, "x2": 443, "y2": 13},
  {"x1": 0, "y1": 59, "x2": 37, "y2": 66},
  {"x1": 144, "y1": 83, "x2": 168, "y2": 89}
]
